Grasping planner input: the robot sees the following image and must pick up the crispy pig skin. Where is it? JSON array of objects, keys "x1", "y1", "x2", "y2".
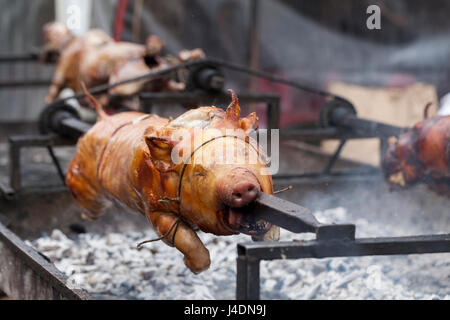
[
  {"x1": 66, "y1": 92, "x2": 274, "y2": 273},
  {"x1": 383, "y1": 115, "x2": 450, "y2": 196}
]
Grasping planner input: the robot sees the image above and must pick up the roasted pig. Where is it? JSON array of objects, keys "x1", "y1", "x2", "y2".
[
  {"x1": 42, "y1": 22, "x2": 201, "y2": 111},
  {"x1": 66, "y1": 87, "x2": 279, "y2": 273},
  {"x1": 382, "y1": 114, "x2": 450, "y2": 197}
]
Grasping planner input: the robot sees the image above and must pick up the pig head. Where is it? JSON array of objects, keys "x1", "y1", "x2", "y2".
[
  {"x1": 41, "y1": 21, "x2": 73, "y2": 63},
  {"x1": 66, "y1": 89, "x2": 278, "y2": 274},
  {"x1": 144, "y1": 91, "x2": 275, "y2": 238}
]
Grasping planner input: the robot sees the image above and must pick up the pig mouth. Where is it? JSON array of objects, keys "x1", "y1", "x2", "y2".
[{"x1": 221, "y1": 206, "x2": 272, "y2": 236}]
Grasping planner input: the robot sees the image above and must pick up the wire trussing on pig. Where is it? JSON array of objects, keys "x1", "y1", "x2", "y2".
[{"x1": 137, "y1": 134, "x2": 266, "y2": 248}]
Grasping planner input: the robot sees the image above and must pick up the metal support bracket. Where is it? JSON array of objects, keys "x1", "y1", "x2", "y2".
[
  {"x1": 139, "y1": 91, "x2": 281, "y2": 130},
  {"x1": 237, "y1": 193, "x2": 450, "y2": 300},
  {"x1": 2, "y1": 134, "x2": 74, "y2": 196}
]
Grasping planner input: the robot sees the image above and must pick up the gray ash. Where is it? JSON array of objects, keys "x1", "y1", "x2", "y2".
[{"x1": 28, "y1": 207, "x2": 450, "y2": 300}]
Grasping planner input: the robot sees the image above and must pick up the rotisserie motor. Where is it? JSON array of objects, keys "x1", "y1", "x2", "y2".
[
  {"x1": 66, "y1": 87, "x2": 279, "y2": 273},
  {"x1": 383, "y1": 114, "x2": 450, "y2": 197}
]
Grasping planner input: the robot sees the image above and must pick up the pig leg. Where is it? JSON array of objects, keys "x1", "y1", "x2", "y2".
[
  {"x1": 146, "y1": 211, "x2": 210, "y2": 274},
  {"x1": 45, "y1": 52, "x2": 73, "y2": 103},
  {"x1": 46, "y1": 70, "x2": 66, "y2": 103}
]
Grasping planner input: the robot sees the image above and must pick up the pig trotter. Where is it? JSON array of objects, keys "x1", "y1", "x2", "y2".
[{"x1": 146, "y1": 211, "x2": 211, "y2": 274}]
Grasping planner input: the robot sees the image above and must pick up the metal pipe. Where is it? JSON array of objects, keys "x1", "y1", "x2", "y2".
[
  {"x1": 0, "y1": 80, "x2": 51, "y2": 88},
  {"x1": 0, "y1": 53, "x2": 39, "y2": 63},
  {"x1": 239, "y1": 233, "x2": 450, "y2": 261},
  {"x1": 329, "y1": 104, "x2": 406, "y2": 138},
  {"x1": 333, "y1": 114, "x2": 406, "y2": 138},
  {"x1": 60, "y1": 117, "x2": 92, "y2": 138}
]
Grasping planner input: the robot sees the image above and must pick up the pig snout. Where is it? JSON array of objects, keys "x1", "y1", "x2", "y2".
[
  {"x1": 216, "y1": 168, "x2": 261, "y2": 207},
  {"x1": 230, "y1": 181, "x2": 259, "y2": 207}
]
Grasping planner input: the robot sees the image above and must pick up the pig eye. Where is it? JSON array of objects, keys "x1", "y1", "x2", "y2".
[{"x1": 193, "y1": 165, "x2": 206, "y2": 177}]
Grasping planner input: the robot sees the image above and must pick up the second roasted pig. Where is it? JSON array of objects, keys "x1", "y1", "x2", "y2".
[{"x1": 42, "y1": 22, "x2": 196, "y2": 111}]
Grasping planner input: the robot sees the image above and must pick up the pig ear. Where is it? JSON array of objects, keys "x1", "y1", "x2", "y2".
[
  {"x1": 145, "y1": 136, "x2": 174, "y2": 163},
  {"x1": 225, "y1": 89, "x2": 241, "y2": 122},
  {"x1": 240, "y1": 112, "x2": 259, "y2": 134}
]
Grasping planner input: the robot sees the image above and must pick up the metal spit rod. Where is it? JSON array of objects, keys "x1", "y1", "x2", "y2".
[
  {"x1": 327, "y1": 100, "x2": 406, "y2": 138},
  {"x1": 332, "y1": 111, "x2": 406, "y2": 138}
]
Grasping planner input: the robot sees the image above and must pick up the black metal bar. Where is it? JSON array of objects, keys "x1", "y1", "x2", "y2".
[
  {"x1": 280, "y1": 121, "x2": 403, "y2": 141},
  {"x1": 60, "y1": 118, "x2": 91, "y2": 138},
  {"x1": 267, "y1": 101, "x2": 280, "y2": 130},
  {"x1": 274, "y1": 168, "x2": 380, "y2": 180},
  {"x1": 278, "y1": 127, "x2": 382, "y2": 140},
  {"x1": 8, "y1": 134, "x2": 72, "y2": 147},
  {"x1": 6, "y1": 135, "x2": 74, "y2": 193},
  {"x1": 326, "y1": 104, "x2": 406, "y2": 138},
  {"x1": 322, "y1": 139, "x2": 347, "y2": 174},
  {"x1": 46, "y1": 146, "x2": 66, "y2": 185},
  {"x1": 252, "y1": 193, "x2": 356, "y2": 240},
  {"x1": 0, "y1": 182, "x2": 15, "y2": 200},
  {"x1": 139, "y1": 91, "x2": 280, "y2": 131},
  {"x1": 237, "y1": 233, "x2": 450, "y2": 299},
  {"x1": 0, "y1": 80, "x2": 51, "y2": 88},
  {"x1": 139, "y1": 91, "x2": 280, "y2": 106},
  {"x1": 236, "y1": 256, "x2": 260, "y2": 300},
  {"x1": 240, "y1": 234, "x2": 450, "y2": 261},
  {"x1": 0, "y1": 53, "x2": 39, "y2": 63},
  {"x1": 8, "y1": 140, "x2": 21, "y2": 191},
  {"x1": 140, "y1": 98, "x2": 153, "y2": 114},
  {"x1": 253, "y1": 193, "x2": 320, "y2": 233},
  {"x1": 273, "y1": 170, "x2": 381, "y2": 189},
  {"x1": 336, "y1": 116, "x2": 406, "y2": 138}
]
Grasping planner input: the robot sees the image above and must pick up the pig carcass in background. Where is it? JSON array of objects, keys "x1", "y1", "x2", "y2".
[{"x1": 41, "y1": 22, "x2": 204, "y2": 112}]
